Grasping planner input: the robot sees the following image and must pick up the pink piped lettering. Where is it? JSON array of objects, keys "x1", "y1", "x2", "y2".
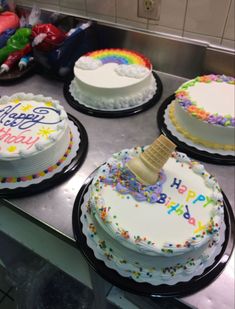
[
  {"x1": 178, "y1": 185, "x2": 187, "y2": 194},
  {"x1": 24, "y1": 136, "x2": 40, "y2": 149},
  {"x1": 0, "y1": 127, "x2": 11, "y2": 140},
  {"x1": 188, "y1": 217, "x2": 196, "y2": 226},
  {"x1": 0, "y1": 126, "x2": 40, "y2": 150},
  {"x1": 164, "y1": 196, "x2": 171, "y2": 206}
]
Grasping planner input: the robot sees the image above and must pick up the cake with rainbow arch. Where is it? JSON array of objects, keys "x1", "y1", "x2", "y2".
[
  {"x1": 70, "y1": 48, "x2": 157, "y2": 110},
  {"x1": 168, "y1": 74, "x2": 235, "y2": 151},
  {"x1": 0, "y1": 93, "x2": 72, "y2": 183},
  {"x1": 83, "y1": 138, "x2": 225, "y2": 283}
]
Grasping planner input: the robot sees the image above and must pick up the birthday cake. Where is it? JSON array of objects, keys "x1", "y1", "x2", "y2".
[
  {"x1": 83, "y1": 139, "x2": 224, "y2": 283},
  {"x1": 0, "y1": 93, "x2": 71, "y2": 182},
  {"x1": 168, "y1": 74, "x2": 235, "y2": 151},
  {"x1": 69, "y1": 48, "x2": 157, "y2": 110}
]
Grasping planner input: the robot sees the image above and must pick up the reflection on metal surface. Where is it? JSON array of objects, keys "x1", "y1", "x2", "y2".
[
  {"x1": 97, "y1": 23, "x2": 206, "y2": 79},
  {"x1": 0, "y1": 15, "x2": 234, "y2": 307},
  {"x1": 220, "y1": 254, "x2": 229, "y2": 263}
]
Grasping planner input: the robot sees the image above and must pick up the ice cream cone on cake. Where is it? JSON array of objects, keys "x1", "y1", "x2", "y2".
[{"x1": 127, "y1": 135, "x2": 176, "y2": 185}]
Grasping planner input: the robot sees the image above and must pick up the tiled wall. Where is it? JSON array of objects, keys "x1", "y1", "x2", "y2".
[{"x1": 16, "y1": 0, "x2": 235, "y2": 50}]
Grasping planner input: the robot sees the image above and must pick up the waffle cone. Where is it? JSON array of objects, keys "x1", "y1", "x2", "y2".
[{"x1": 127, "y1": 135, "x2": 176, "y2": 185}]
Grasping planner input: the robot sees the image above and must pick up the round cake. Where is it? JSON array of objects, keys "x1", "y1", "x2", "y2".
[
  {"x1": 83, "y1": 146, "x2": 224, "y2": 283},
  {"x1": 70, "y1": 48, "x2": 157, "y2": 110},
  {"x1": 168, "y1": 74, "x2": 235, "y2": 151},
  {"x1": 0, "y1": 93, "x2": 71, "y2": 181}
]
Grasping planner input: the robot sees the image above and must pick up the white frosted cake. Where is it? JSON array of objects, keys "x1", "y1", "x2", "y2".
[
  {"x1": 169, "y1": 74, "x2": 235, "y2": 151},
  {"x1": 0, "y1": 93, "x2": 71, "y2": 182},
  {"x1": 70, "y1": 48, "x2": 157, "y2": 110},
  {"x1": 83, "y1": 146, "x2": 224, "y2": 283}
]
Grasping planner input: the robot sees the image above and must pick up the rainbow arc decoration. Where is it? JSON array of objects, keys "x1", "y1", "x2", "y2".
[{"x1": 86, "y1": 48, "x2": 152, "y2": 69}]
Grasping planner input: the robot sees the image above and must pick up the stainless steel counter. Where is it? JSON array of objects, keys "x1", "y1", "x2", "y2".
[{"x1": 0, "y1": 70, "x2": 234, "y2": 307}]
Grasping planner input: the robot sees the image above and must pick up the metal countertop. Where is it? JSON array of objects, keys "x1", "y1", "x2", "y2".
[{"x1": 0, "y1": 71, "x2": 234, "y2": 307}]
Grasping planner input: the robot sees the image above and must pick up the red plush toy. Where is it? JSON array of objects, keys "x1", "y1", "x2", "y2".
[
  {"x1": 31, "y1": 24, "x2": 66, "y2": 52},
  {"x1": 0, "y1": 11, "x2": 20, "y2": 35}
]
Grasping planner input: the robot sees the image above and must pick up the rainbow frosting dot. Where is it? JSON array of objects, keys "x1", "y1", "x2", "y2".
[{"x1": 86, "y1": 49, "x2": 152, "y2": 69}]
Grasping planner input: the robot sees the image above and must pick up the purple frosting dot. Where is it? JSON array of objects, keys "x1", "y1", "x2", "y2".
[
  {"x1": 230, "y1": 118, "x2": 235, "y2": 126},
  {"x1": 101, "y1": 158, "x2": 167, "y2": 203},
  {"x1": 207, "y1": 115, "x2": 217, "y2": 124}
]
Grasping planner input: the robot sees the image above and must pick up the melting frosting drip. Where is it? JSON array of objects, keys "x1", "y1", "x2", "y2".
[{"x1": 101, "y1": 157, "x2": 166, "y2": 203}]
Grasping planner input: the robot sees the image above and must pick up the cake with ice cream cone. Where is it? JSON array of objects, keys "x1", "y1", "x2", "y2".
[{"x1": 83, "y1": 135, "x2": 225, "y2": 283}]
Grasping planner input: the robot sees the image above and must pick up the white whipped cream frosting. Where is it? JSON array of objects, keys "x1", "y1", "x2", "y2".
[
  {"x1": 75, "y1": 56, "x2": 102, "y2": 70},
  {"x1": 114, "y1": 64, "x2": 149, "y2": 79}
]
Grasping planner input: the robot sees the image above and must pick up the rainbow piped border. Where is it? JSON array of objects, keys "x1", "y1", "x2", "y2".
[
  {"x1": 169, "y1": 103, "x2": 235, "y2": 151},
  {"x1": 175, "y1": 74, "x2": 235, "y2": 127},
  {"x1": 0, "y1": 131, "x2": 73, "y2": 183},
  {"x1": 86, "y1": 48, "x2": 152, "y2": 69}
]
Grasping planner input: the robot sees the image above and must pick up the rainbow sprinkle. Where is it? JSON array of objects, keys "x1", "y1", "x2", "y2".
[{"x1": 101, "y1": 157, "x2": 166, "y2": 203}]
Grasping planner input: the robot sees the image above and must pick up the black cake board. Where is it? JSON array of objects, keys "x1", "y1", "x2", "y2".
[
  {"x1": 0, "y1": 62, "x2": 36, "y2": 85},
  {"x1": 0, "y1": 114, "x2": 88, "y2": 198},
  {"x1": 72, "y1": 169, "x2": 235, "y2": 298}
]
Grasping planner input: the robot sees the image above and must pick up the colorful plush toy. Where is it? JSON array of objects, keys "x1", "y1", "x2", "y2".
[
  {"x1": 0, "y1": 28, "x2": 15, "y2": 48},
  {"x1": 0, "y1": 11, "x2": 20, "y2": 35},
  {"x1": 31, "y1": 24, "x2": 66, "y2": 52},
  {"x1": 0, "y1": 27, "x2": 31, "y2": 63}
]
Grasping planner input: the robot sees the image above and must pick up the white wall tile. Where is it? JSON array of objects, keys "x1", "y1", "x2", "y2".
[
  {"x1": 116, "y1": 17, "x2": 147, "y2": 30},
  {"x1": 116, "y1": 0, "x2": 146, "y2": 23},
  {"x1": 116, "y1": 0, "x2": 187, "y2": 29},
  {"x1": 87, "y1": 12, "x2": 115, "y2": 23},
  {"x1": 59, "y1": 0, "x2": 86, "y2": 11},
  {"x1": 15, "y1": 0, "x2": 34, "y2": 7},
  {"x1": 86, "y1": 0, "x2": 115, "y2": 16},
  {"x1": 58, "y1": 6, "x2": 86, "y2": 18},
  {"x1": 36, "y1": 0, "x2": 59, "y2": 4},
  {"x1": 185, "y1": 0, "x2": 231, "y2": 37},
  {"x1": 148, "y1": 24, "x2": 183, "y2": 37},
  {"x1": 16, "y1": 0, "x2": 234, "y2": 50},
  {"x1": 158, "y1": 0, "x2": 187, "y2": 29},
  {"x1": 223, "y1": 0, "x2": 234, "y2": 40},
  {"x1": 222, "y1": 39, "x2": 235, "y2": 50},
  {"x1": 183, "y1": 31, "x2": 221, "y2": 46},
  {"x1": 34, "y1": 1, "x2": 60, "y2": 12}
]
